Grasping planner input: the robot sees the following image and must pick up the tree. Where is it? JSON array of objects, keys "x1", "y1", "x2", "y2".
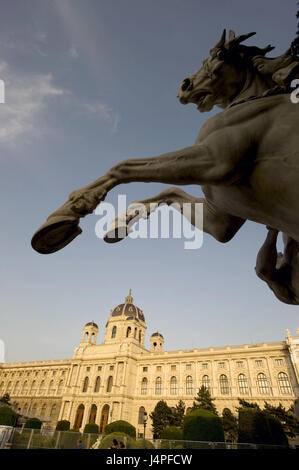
[
  {"x1": 236, "y1": 399, "x2": 260, "y2": 412},
  {"x1": 0, "y1": 393, "x2": 11, "y2": 405},
  {"x1": 222, "y1": 408, "x2": 238, "y2": 442},
  {"x1": 150, "y1": 401, "x2": 174, "y2": 438},
  {"x1": 183, "y1": 409, "x2": 224, "y2": 443},
  {"x1": 192, "y1": 386, "x2": 218, "y2": 415},
  {"x1": 264, "y1": 402, "x2": 299, "y2": 439},
  {"x1": 172, "y1": 400, "x2": 185, "y2": 428},
  {"x1": 291, "y1": 2, "x2": 299, "y2": 56}
]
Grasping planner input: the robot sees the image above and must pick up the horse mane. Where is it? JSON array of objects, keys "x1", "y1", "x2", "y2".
[{"x1": 211, "y1": 29, "x2": 299, "y2": 92}]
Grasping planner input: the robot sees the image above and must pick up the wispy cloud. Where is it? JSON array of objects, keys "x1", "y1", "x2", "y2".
[
  {"x1": 80, "y1": 102, "x2": 120, "y2": 133},
  {"x1": 69, "y1": 46, "x2": 79, "y2": 59},
  {"x1": 0, "y1": 61, "x2": 65, "y2": 145},
  {"x1": 0, "y1": 60, "x2": 120, "y2": 146}
]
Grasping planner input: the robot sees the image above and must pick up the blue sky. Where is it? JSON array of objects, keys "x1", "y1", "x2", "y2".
[{"x1": 0, "y1": 0, "x2": 298, "y2": 362}]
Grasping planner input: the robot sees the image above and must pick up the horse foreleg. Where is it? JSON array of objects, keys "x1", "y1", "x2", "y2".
[
  {"x1": 103, "y1": 187, "x2": 245, "y2": 244},
  {"x1": 31, "y1": 144, "x2": 236, "y2": 254}
]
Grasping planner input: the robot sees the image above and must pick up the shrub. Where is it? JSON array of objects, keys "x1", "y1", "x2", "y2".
[
  {"x1": 24, "y1": 418, "x2": 42, "y2": 430},
  {"x1": 0, "y1": 406, "x2": 18, "y2": 426},
  {"x1": 160, "y1": 426, "x2": 183, "y2": 441},
  {"x1": 133, "y1": 439, "x2": 155, "y2": 449},
  {"x1": 238, "y1": 408, "x2": 257, "y2": 443},
  {"x1": 83, "y1": 423, "x2": 99, "y2": 434},
  {"x1": 183, "y1": 408, "x2": 224, "y2": 443},
  {"x1": 99, "y1": 432, "x2": 135, "y2": 449},
  {"x1": 238, "y1": 408, "x2": 288, "y2": 446},
  {"x1": 104, "y1": 420, "x2": 136, "y2": 438},
  {"x1": 56, "y1": 420, "x2": 70, "y2": 431}
]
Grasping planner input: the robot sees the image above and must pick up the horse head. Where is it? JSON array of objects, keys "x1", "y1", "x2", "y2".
[{"x1": 177, "y1": 29, "x2": 278, "y2": 111}]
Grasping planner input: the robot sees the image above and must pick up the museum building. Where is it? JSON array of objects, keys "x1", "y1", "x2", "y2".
[{"x1": 0, "y1": 290, "x2": 299, "y2": 437}]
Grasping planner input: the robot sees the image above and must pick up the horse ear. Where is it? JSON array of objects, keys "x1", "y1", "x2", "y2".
[{"x1": 214, "y1": 29, "x2": 226, "y2": 49}]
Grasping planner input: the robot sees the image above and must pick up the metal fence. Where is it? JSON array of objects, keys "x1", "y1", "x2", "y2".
[{"x1": 1, "y1": 428, "x2": 289, "y2": 449}]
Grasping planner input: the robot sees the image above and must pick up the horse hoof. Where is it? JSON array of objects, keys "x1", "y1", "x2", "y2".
[
  {"x1": 31, "y1": 216, "x2": 82, "y2": 254},
  {"x1": 103, "y1": 225, "x2": 128, "y2": 244}
]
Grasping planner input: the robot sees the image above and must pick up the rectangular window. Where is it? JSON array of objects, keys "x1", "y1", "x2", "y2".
[
  {"x1": 143, "y1": 367, "x2": 148, "y2": 372},
  {"x1": 275, "y1": 359, "x2": 283, "y2": 366},
  {"x1": 236, "y1": 361, "x2": 244, "y2": 368},
  {"x1": 156, "y1": 366, "x2": 161, "y2": 371},
  {"x1": 186, "y1": 364, "x2": 191, "y2": 370},
  {"x1": 255, "y1": 360, "x2": 263, "y2": 367},
  {"x1": 98, "y1": 366, "x2": 102, "y2": 371},
  {"x1": 171, "y1": 365, "x2": 176, "y2": 371},
  {"x1": 202, "y1": 363, "x2": 208, "y2": 369},
  {"x1": 219, "y1": 362, "x2": 225, "y2": 369},
  {"x1": 86, "y1": 367, "x2": 90, "y2": 372},
  {"x1": 109, "y1": 365, "x2": 114, "y2": 371}
]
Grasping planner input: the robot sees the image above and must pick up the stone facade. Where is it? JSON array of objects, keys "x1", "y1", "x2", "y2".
[{"x1": 1, "y1": 291, "x2": 299, "y2": 437}]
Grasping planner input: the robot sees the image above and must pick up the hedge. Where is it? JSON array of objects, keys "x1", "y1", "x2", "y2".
[
  {"x1": 56, "y1": 420, "x2": 70, "y2": 431},
  {"x1": 160, "y1": 426, "x2": 183, "y2": 441},
  {"x1": 133, "y1": 439, "x2": 155, "y2": 449},
  {"x1": 183, "y1": 408, "x2": 224, "y2": 443},
  {"x1": 99, "y1": 432, "x2": 135, "y2": 449},
  {"x1": 24, "y1": 418, "x2": 42, "y2": 430},
  {"x1": 83, "y1": 423, "x2": 99, "y2": 434},
  {"x1": 104, "y1": 420, "x2": 136, "y2": 438},
  {"x1": 0, "y1": 406, "x2": 18, "y2": 426},
  {"x1": 238, "y1": 408, "x2": 288, "y2": 446}
]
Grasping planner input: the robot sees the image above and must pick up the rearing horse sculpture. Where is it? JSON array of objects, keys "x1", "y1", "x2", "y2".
[{"x1": 32, "y1": 30, "x2": 299, "y2": 293}]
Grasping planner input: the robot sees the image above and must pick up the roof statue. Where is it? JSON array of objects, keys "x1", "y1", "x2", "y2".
[{"x1": 32, "y1": 30, "x2": 299, "y2": 305}]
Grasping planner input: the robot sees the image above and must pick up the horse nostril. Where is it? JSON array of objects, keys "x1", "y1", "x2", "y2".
[{"x1": 181, "y1": 78, "x2": 191, "y2": 92}]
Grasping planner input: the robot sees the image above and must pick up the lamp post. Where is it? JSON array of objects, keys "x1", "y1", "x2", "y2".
[{"x1": 143, "y1": 412, "x2": 148, "y2": 439}]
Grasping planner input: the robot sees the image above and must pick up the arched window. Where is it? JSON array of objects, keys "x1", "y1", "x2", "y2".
[
  {"x1": 57, "y1": 380, "x2": 64, "y2": 395},
  {"x1": 48, "y1": 380, "x2": 55, "y2": 395},
  {"x1": 23, "y1": 403, "x2": 29, "y2": 416},
  {"x1": 82, "y1": 377, "x2": 89, "y2": 393},
  {"x1": 91, "y1": 333, "x2": 95, "y2": 343},
  {"x1": 0, "y1": 382, "x2": 4, "y2": 395},
  {"x1": 22, "y1": 381, "x2": 28, "y2": 395},
  {"x1": 202, "y1": 375, "x2": 211, "y2": 390},
  {"x1": 6, "y1": 381, "x2": 12, "y2": 393},
  {"x1": 99, "y1": 404, "x2": 109, "y2": 434},
  {"x1": 84, "y1": 332, "x2": 89, "y2": 342},
  {"x1": 238, "y1": 374, "x2": 249, "y2": 395},
  {"x1": 40, "y1": 403, "x2": 47, "y2": 419},
  {"x1": 74, "y1": 404, "x2": 84, "y2": 430},
  {"x1": 107, "y1": 376, "x2": 113, "y2": 393},
  {"x1": 126, "y1": 327, "x2": 131, "y2": 338},
  {"x1": 14, "y1": 381, "x2": 20, "y2": 395},
  {"x1": 39, "y1": 380, "x2": 45, "y2": 395},
  {"x1": 111, "y1": 326, "x2": 117, "y2": 339},
  {"x1": 186, "y1": 376, "x2": 193, "y2": 395},
  {"x1": 155, "y1": 377, "x2": 162, "y2": 395},
  {"x1": 141, "y1": 377, "x2": 148, "y2": 395},
  {"x1": 30, "y1": 380, "x2": 37, "y2": 395},
  {"x1": 219, "y1": 374, "x2": 229, "y2": 395},
  {"x1": 138, "y1": 406, "x2": 146, "y2": 424},
  {"x1": 134, "y1": 328, "x2": 137, "y2": 338},
  {"x1": 170, "y1": 376, "x2": 178, "y2": 395},
  {"x1": 89, "y1": 404, "x2": 97, "y2": 423},
  {"x1": 50, "y1": 404, "x2": 57, "y2": 418},
  {"x1": 278, "y1": 372, "x2": 292, "y2": 394},
  {"x1": 257, "y1": 373, "x2": 270, "y2": 394},
  {"x1": 186, "y1": 407, "x2": 192, "y2": 414},
  {"x1": 139, "y1": 330, "x2": 142, "y2": 343},
  {"x1": 31, "y1": 403, "x2": 37, "y2": 417},
  {"x1": 94, "y1": 376, "x2": 101, "y2": 392}
]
